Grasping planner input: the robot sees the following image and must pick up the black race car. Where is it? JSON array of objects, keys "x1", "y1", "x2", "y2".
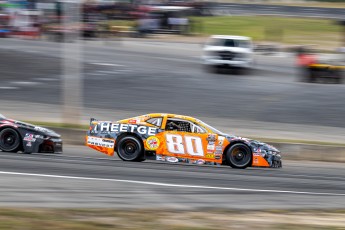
[{"x1": 0, "y1": 114, "x2": 62, "y2": 154}]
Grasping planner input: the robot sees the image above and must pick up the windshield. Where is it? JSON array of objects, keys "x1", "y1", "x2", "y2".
[
  {"x1": 198, "y1": 120, "x2": 224, "y2": 135},
  {"x1": 210, "y1": 38, "x2": 251, "y2": 48}
]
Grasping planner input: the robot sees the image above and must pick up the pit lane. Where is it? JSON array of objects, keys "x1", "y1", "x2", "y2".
[{"x1": 0, "y1": 146, "x2": 344, "y2": 209}]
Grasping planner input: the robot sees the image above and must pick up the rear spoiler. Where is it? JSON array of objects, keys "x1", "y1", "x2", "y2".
[{"x1": 90, "y1": 118, "x2": 98, "y2": 125}]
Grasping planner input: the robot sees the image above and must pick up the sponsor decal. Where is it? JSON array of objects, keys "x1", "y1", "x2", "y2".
[
  {"x1": 215, "y1": 155, "x2": 221, "y2": 160},
  {"x1": 94, "y1": 123, "x2": 157, "y2": 136},
  {"x1": 215, "y1": 146, "x2": 223, "y2": 151},
  {"x1": 205, "y1": 153, "x2": 214, "y2": 159},
  {"x1": 128, "y1": 119, "x2": 139, "y2": 124},
  {"x1": 23, "y1": 133, "x2": 36, "y2": 142},
  {"x1": 34, "y1": 127, "x2": 48, "y2": 132},
  {"x1": 207, "y1": 144, "x2": 215, "y2": 151},
  {"x1": 207, "y1": 134, "x2": 216, "y2": 142},
  {"x1": 253, "y1": 152, "x2": 261, "y2": 156},
  {"x1": 254, "y1": 158, "x2": 259, "y2": 164},
  {"x1": 87, "y1": 136, "x2": 115, "y2": 148},
  {"x1": 196, "y1": 159, "x2": 205, "y2": 165},
  {"x1": 26, "y1": 142, "x2": 32, "y2": 147},
  {"x1": 166, "y1": 156, "x2": 179, "y2": 163},
  {"x1": 218, "y1": 136, "x2": 225, "y2": 145},
  {"x1": 156, "y1": 155, "x2": 164, "y2": 161},
  {"x1": 146, "y1": 136, "x2": 160, "y2": 150}
]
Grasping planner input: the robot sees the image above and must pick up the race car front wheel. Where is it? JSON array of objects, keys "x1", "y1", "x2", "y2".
[
  {"x1": 116, "y1": 136, "x2": 144, "y2": 162},
  {"x1": 226, "y1": 143, "x2": 252, "y2": 169},
  {"x1": 0, "y1": 128, "x2": 21, "y2": 152}
]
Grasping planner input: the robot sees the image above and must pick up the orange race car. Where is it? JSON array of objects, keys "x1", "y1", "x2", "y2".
[{"x1": 86, "y1": 113, "x2": 282, "y2": 169}]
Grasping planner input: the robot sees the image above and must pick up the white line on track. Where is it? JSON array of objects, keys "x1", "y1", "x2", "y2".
[
  {"x1": 0, "y1": 171, "x2": 344, "y2": 196},
  {"x1": 0, "y1": 86, "x2": 19, "y2": 90},
  {"x1": 32, "y1": 78, "x2": 59, "y2": 81},
  {"x1": 96, "y1": 70, "x2": 122, "y2": 74},
  {"x1": 10, "y1": 81, "x2": 42, "y2": 86},
  {"x1": 90, "y1": 63, "x2": 124, "y2": 67}
]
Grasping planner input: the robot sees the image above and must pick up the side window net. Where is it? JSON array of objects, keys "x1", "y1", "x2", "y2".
[{"x1": 166, "y1": 120, "x2": 191, "y2": 132}]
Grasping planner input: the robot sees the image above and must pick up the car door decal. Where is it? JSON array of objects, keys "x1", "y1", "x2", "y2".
[{"x1": 166, "y1": 134, "x2": 204, "y2": 156}]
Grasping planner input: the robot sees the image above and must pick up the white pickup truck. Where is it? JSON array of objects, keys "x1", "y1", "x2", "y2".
[{"x1": 202, "y1": 35, "x2": 254, "y2": 73}]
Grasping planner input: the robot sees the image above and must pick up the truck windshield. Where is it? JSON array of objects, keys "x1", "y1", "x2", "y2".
[{"x1": 211, "y1": 39, "x2": 251, "y2": 48}]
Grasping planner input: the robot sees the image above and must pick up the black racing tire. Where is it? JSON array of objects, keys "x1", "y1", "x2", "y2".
[
  {"x1": 225, "y1": 143, "x2": 252, "y2": 169},
  {"x1": 0, "y1": 128, "x2": 21, "y2": 152},
  {"x1": 116, "y1": 135, "x2": 144, "y2": 162}
]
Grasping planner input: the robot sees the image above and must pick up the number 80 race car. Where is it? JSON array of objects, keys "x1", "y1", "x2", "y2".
[{"x1": 86, "y1": 113, "x2": 282, "y2": 169}]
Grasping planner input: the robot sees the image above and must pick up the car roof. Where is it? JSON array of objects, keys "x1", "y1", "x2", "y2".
[
  {"x1": 210, "y1": 35, "x2": 251, "y2": 40},
  {"x1": 140, "y1": 113, "x2": 197, "y2": 122}
]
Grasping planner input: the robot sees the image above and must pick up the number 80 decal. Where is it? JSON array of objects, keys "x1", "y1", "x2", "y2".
[{"x1": 166, "y1": 134, "x2": 204, "y2": 156}]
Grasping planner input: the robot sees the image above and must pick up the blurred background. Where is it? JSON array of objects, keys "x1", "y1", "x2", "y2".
[
  {"x1": 0, "y1": 0, "x2": 344, "y2": 128},
  {"x1": 0, "y1": 0, "x2": 345, "y2": 229}
]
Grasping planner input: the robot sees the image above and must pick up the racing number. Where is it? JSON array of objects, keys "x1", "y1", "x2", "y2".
[
  {"x1": 166, "y1": 134, "x2": 184, "y2": 154},
  {"x1": 166, "y1": 134, "x2": 204, "y2": 156}
]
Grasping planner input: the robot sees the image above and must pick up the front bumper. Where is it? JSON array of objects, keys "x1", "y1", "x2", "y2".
[
  {"x1": 269, "y1": 154, "x2": 282, "y2": 168},
  {"x1": 252, "y1": 152, "x2": 282, "y2": 168},
  {"x1": 203, "y1": 56, "x2": 252, "y2": 68},
  {"x1": 269, "y1": 155, "x2": 283, "y2": 168},
  {"x1": 38, "y1": 138, "x2": 63, "y2": 153}
]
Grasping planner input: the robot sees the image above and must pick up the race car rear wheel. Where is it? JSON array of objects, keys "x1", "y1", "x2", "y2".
[
  {"x1": 116, "y1": 135, "x2": 144, "y2": 161},
  {"x1": 0, "y1": 128, "x2": 21, "y2": 152},
  {"x1": 226, "y1": 143, "x2": 252, "y2": 169}
]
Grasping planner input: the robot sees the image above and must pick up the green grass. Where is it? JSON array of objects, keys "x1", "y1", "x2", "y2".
[
  {"x1": 219, "y1": 0, "x2": 345, "y2": 8},
  {"x1": 190, "y1": 16, "x2": 343, "y2": 48},
  {"x1": 0, "y1": 208, "x2": 344, "y2": 230}
]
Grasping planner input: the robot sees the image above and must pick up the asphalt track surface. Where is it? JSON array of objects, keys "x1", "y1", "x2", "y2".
[
  {"x1": 0, "y1": 146, "x2": 345, "y2": 209},
  {"x1": 215, "y1": 3, "x2": 345, "y2": 19},
  {"x1": 0, "y1": 39, "x2": 345, "y2": 128},
  {"x1": 1, "y1": 39, "x2": 345, "y2": 209}
]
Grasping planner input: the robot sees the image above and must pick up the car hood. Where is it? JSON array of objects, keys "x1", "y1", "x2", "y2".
[
  {"x1": 2, "y1": 119, "x2": 61, "y2": 138},
  {"x1": 222, "y1": 134, "x2": 280, "y2": 153},
  {"x1": 204, "y1": 46, "x2": 252, "y2": 53}
]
